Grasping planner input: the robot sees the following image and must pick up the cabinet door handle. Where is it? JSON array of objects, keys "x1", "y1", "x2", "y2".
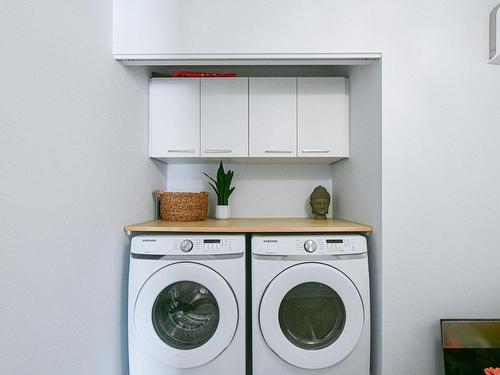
[
  {"x1": 301, "y1": 149, "x2": 330, "y2": 153},
  {"x1": 167, "y1": 149, "x2": 196, "y2": 153},
  {"x1": 204, "y1": 149, "x2": 233, "y2": 153},
  {"x1": 265, "y1": 150, "x2": 293, "y2": 154}
]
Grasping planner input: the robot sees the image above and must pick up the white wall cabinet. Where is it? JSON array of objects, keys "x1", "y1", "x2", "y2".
[
  {"x1": 298, "y1": 77, "x2": 349, "y2": 158},
  {"x1": 201, "y1": 78, "x2": 248, "y2": 157},
  {"x1": 149, "y1": 77, "x2": 349, "y2": 163},
  {"x1": 149, "y1": 78, "x2": 200, "y2": 157},
  {"x1": 249, "y1": 78, "x2": 296, "y2": 157}
]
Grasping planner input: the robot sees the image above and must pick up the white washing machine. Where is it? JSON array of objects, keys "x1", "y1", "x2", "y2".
[
  {"x1": 252, "y1": 234, "x2": 370, "y2": 374},
  {"x1": 129, "y1": 234, "x2": 245, "y2": 375}
]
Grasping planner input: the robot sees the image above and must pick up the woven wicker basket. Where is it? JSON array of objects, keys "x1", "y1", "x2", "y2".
[{"x1": 154, "y1": 190, "x2": 208, "y2": 222}]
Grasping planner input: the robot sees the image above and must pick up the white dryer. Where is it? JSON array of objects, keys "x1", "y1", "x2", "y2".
[
  {"x1": 129, "y1": 234, "x2": 245, "y2": 375},
  {"x1": 252, "y1": 234, "x2": 370, "y2": 374}
]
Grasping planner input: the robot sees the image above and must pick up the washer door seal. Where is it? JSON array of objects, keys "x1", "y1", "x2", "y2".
[
  {"x1": 134, "y1": 262, "x2": 238, "y2": 368},
  {"x1": 259, "y1": 262, "x2": 364, "y2": 369}
]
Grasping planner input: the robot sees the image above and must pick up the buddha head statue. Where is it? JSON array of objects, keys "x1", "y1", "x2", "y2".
[{"x1": 309, "y1": 185, "x2": 331, "y2": 219}]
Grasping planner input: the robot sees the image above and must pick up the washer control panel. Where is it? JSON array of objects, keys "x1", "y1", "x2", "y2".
[
  {"x1": 252, "y1": 234, "x2": 367, "y2": 256},
  {"x1": 131, "y1": 234, "x2": 245, "y2": 256}
]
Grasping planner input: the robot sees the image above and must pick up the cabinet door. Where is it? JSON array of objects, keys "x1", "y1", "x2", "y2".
[
  {"x1": 150, "y1": 78, "x2": 200, "y2": 157},
  {"x1": 297, "y1": 78, "x2": 349, "y2": 157},
  {"x1": 201, "y1": 78, "x2": 248, "y2": 157},
  {"x1": 249, "y1": 78, "x2": 297, "y2": 157}
]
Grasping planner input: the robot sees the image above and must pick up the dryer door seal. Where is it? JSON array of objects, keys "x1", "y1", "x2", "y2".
[
  {"x1": 259, "y1": 262, "x2": 364, "y2": 369},
  {"x1": 134, "y1": 262, "x2": 238, "y2": 368}
]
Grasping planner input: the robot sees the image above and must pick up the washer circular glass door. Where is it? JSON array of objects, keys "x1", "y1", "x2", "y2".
[
  {"x1": 259, "y1": 263, "x2": 364, "y2": 369},
  {"x1": 134, "y1": 262, "x2": 238, "y2": 368}
]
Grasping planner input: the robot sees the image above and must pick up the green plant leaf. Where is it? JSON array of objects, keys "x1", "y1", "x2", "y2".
[
  {"x1": 203, "y1": 172, "x2": 218, "y2": 187},
  {"x1": 220, "y1": 162, "x2": 228, "y2": 203},
  {"x1": 217, "y1": 161, "x2": 224, "y2": 183},
  {"x1": 224, "y1": 169, "x2": 234, "y2": 205},
  {"x1": 217, "y1": 161, "x2": 225, "y2": 202},
  {"x1": 204, "y1": 172, "x2": 221, "y2": 202},
  {"x1": 207, "y1": 182, "x2": 219, "y2": 198}
]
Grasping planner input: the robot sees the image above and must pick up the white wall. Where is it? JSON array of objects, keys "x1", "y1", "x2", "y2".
[
  {"x1": 165, "y1": 163, "x2": 334, "y2": 218},
  {"x1": 0, "y1": 2, "x2": 161, "y2": 375},
  {"x1": 331, "y1": 62, "x2": 382, "y2": 375},
  {"x1": 379, "y1": 2, "x2": 500, "y2": 373}
]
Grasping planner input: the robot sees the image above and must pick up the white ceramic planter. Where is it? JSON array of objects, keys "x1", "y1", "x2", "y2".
[{"x1": 215, "y1": 205, "x2": 231, "y2": 220}]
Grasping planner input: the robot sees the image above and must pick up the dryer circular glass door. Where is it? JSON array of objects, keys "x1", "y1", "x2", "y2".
[
  {"x1": 134, "y1": 262, "x2": 238, "y2": 368},
  {"x1": 259, "y1": 262, "x2": 364, "y2": 369}
]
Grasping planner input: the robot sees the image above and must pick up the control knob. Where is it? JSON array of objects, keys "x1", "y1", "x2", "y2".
[
  {"x1": 180, "y1": 239, "x2": 193, "y2": 252},
  {"x1": 304, "y1": 240, "x2": 317, "y2": 253}
]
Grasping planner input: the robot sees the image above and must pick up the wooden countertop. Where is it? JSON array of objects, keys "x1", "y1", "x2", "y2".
[{"x1": 124, "y1": 218, "x2": 373, "y2": 234}]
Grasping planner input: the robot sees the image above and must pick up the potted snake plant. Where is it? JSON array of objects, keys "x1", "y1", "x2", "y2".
[{"x1": 203, "y1": 161, "x2": 235, "y2": 219}]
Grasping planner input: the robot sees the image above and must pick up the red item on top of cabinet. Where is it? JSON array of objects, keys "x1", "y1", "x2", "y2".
[{"x1": 171, "y1": 71, "x2": 236, "y2": 78}]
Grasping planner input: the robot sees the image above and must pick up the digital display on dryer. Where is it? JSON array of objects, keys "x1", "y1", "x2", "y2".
[
  {"x1": 326, "y1": 239, "x2": 344, "y2": 244},
  {"x1": 204, "y1": 239, "x2": 221, "y2": 244}
]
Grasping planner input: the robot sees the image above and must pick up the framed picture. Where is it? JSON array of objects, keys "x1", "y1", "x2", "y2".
[{"x1": 441, "y1": 319, "x2": 500, "y2": 375}]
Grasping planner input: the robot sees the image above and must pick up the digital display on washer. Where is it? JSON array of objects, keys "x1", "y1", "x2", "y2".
[
  {"x1": 204, "y1": 239, "x2": 221, "y2": 244},
  {"x1": 326, "y1": 239, "x2": 344, "y2": 244}
]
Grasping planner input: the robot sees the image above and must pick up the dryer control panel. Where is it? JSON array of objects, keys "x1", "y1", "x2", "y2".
[
  {"x1": 252, "y1": 234, "x2": 367, "y2": 256},
  {"x1": 131, "y1": 234, "x2": 245, "y2": 256}
]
